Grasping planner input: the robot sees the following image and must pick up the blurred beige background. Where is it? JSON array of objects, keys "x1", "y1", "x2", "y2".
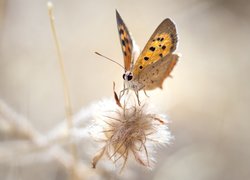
[{"x1": 1, "y1": 0, "x2": 250, "y2": 179}]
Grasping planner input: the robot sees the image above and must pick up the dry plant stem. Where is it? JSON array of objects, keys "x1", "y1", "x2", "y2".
[
  {"x1": 47, "y1": 2, "x2": 78, "y2": 180},
  {"x1": 0, "y1": 1, "x2": 5, "y2": 35}
]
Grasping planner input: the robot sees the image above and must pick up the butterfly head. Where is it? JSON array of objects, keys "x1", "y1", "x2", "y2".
[{"x1": 123, "y1": 71, "x2": 133, "y2": 81}]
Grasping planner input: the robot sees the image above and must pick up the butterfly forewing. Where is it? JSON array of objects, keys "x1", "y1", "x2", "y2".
[
  {"x1": 116, "y1": 10, "x2": 133, "y2": 71},
  {"x1": 137, "y1": 54, "x2": 179, "y2": 90},
  {"x1": 133, "y1": 18, "x2": 177, "y2": 76}
]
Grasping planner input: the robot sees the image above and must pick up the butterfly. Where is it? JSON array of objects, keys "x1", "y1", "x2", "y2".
[{"x1": 116, "y1": 10, "x2": 179, "y2": 101}]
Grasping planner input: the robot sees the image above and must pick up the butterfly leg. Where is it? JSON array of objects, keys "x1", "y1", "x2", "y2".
[
  {"x1": 119, "y1": 81, "x2": 126, "y2": 99},
  {"x1": 135, "y1": 85, "x2": 148, "y2": 105},
  {"x1": 143, "y1": 89, "x2": 149, "y2": 97},
  {"x1": 119, "y1": 88, "x2": 129, "y2": 100},
  {"x1": 119, "y1": 89, "x2": 125, "y2": 99},
  {"x1": 134, "y1": 90, "x2": 141, "y2": 106}
]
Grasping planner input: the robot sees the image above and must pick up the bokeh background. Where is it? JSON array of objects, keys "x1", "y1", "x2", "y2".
[{"x1": 1, "y1": 0, "x2": 250, "y2": 179}]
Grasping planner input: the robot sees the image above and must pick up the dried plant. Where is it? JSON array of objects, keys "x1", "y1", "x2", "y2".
[{"x1": 91, "y1": 92, "x2": 172, "y2": 172}]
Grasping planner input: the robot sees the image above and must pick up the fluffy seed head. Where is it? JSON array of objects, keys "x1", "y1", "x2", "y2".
[{"x1": 90, "y1": 96, "x2": 172, "y2": 172}]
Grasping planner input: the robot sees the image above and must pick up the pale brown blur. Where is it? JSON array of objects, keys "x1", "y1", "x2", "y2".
[{"x1": 0, "y1": 0, "x2": 250, "y2": 179}]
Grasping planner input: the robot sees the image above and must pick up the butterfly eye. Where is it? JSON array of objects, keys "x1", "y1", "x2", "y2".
[
  {"x1": 122, "y1": 73, "x2": 126, "y2": 80},
  {"x1": 127, "y1": 74, "x2": 133, "y2": 81}
]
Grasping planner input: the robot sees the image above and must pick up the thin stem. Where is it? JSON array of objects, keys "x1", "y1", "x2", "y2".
[{"x1": 47, "y1": 2, "x2": 78, "y2": 180}]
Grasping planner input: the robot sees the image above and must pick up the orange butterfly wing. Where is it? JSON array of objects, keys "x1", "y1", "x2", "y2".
[
  {"x1": 116, "y1": 10, "x2": 134, "y2": 71},
  {"x1": 133, "y1": 18, "x2": 177, "y2": 76}
]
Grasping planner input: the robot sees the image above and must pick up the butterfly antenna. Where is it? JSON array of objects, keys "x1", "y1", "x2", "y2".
[{"x1": 95, "y1": 52, "x2": 125, "y2": 70}]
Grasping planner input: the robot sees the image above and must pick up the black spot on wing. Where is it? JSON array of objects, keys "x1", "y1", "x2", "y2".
[{"x1": 149, "y1": 46, "x2": 156, "y2": 51}]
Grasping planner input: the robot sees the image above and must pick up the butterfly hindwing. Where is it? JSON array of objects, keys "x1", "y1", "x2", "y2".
[
  {"x1": 137, "y1": 54, "x2": 178, "y2": 90},
  {"x1": 116, "y1": 10, "x2": 133, "y2": 71},
  {"x1": 133, "y1": 18, "x2": 177, "y2": 76}
]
